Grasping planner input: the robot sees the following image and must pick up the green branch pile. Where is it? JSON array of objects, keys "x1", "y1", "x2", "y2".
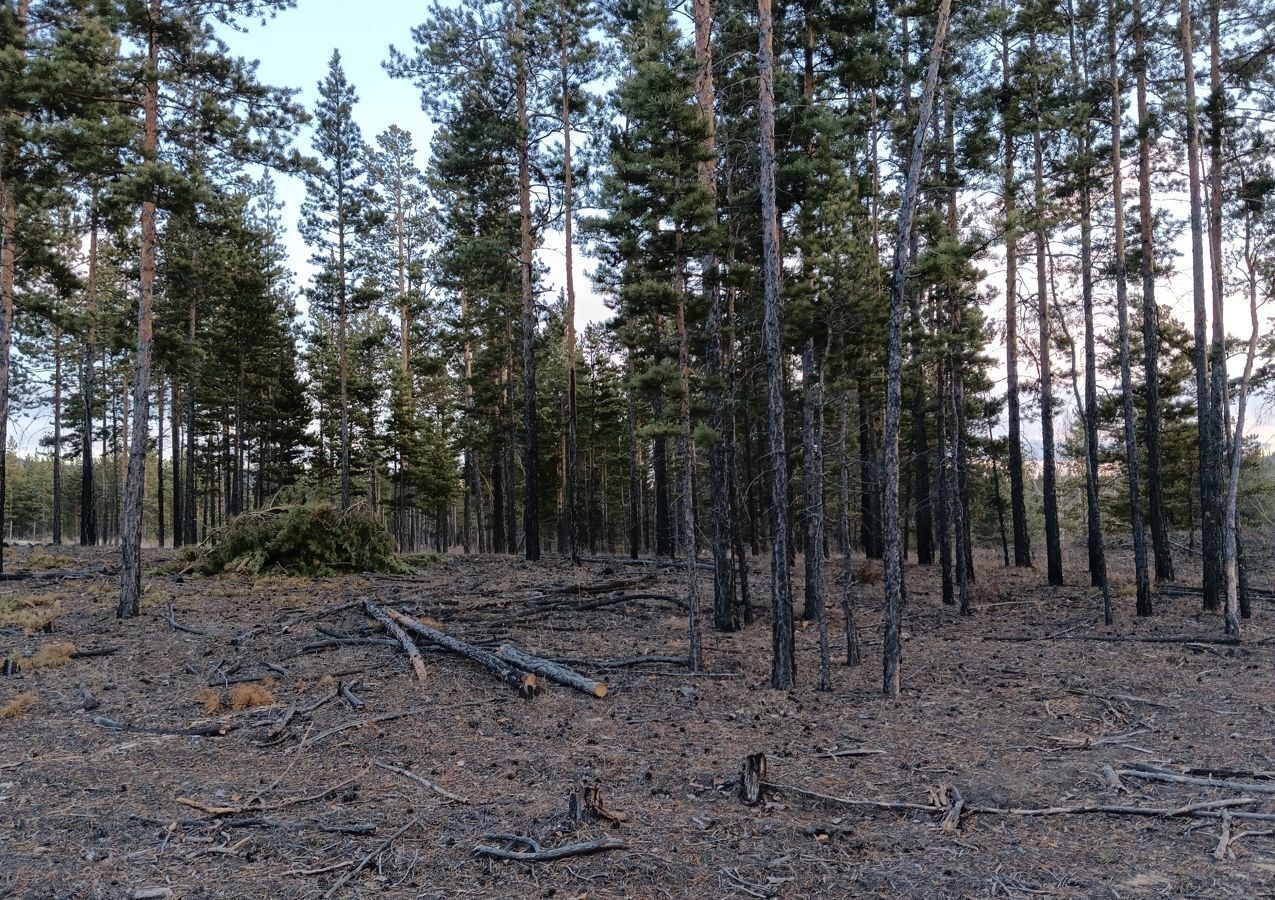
[{"x1": 189, "y1": 503, "x2": 409, "y2": 576}]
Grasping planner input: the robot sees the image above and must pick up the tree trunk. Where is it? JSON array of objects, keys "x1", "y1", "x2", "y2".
[
  {"x1": 1110, "y1": 1, "x2": 1152, "y2": 617},
  {"x1": 802, "y1": 338, "x2": 830, "y2": 690},
  {"x1": 155, "y1": 375, "x2": 164, "y2": 547},
  {"x1": 1180, "y1": 0, "x2": 1220, "y2": 609},
  {"x1": 883, "y1": 0, "x2": 951, "y2": 697},
  {"x1": 1205, "y1": 0, "x2": 1227, "y2": 609},
  {"x1": 47, "y1": 321, "x2": 61, "y2": 544},
  {"x1": 1133, "y1": 0, "x2": 1173, "y2": 583},
  {"x1": 119, "y1": 0, "x2": 160, "y2": 618},
  {"x1": 1032, "y1": 34, "x2": 1063, "y2": 587},
  {"x1": 1002, "y1": 14, "x2": 1031, "y2": 570},
  {"x1": 559, "y1": 6, "x2": 579, "y2": 566},
  {"x1": 516, "y1": 0, "x2": 539, "y2": 562},
  {"x1": 758, "y1": 0, "x2": 794, "y2": 688},
  {"x1": 81, "y1": 192, "x2": 98, "y2": 547},
  {"x1": 1220, "y1": 216, "x2": 1259, "y2": 638}
]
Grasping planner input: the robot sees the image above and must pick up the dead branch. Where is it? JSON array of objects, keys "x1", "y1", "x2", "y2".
[
  {"x1": 339, "y1": 680, "x2": 365, "y2": 709},
  {"x1": 323, "y1": 818, "x2": 420, "y2": 898},
  {"x1": 472, "y1": 835, "x2": 627, "y2": 863},
  {"x1": 175, "y1": 772, "x2": 363, "y2": 817},
  {"x1": 363, "y1": 599, "x2": 428, "y2": 683},
  {"x1": 165, "y1": 605, "x2": 208, "y2": 636},
  {"x1": 1117, "y1": 763, "x2": 1275, "y2": 796},
  {"x1": 374, "y1": 760, "x2": 468, "y2": 804},
  {"x1": 91, "y1": 716, "x2": 234, "y2": 737}
]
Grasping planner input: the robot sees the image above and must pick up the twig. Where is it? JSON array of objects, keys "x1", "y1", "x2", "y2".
[
  {"x1": 374, "y1": 760, "x2": 468, "y2": 804},
  {"x1": 165, "y1": 605, "x2": 208, "y2": 636},
  {"x1": 91, "y1": 716, "x2": 234, "y2": 737},
  {"x1": 324, "y1": 818, "x2": 420, "y2": 898},
  {"x1": 965, "y1": 796, "x2": 1257, "y2": 818},
  {"x1": 176, "y1": 772, "x2": 363, "y2": 817},
  {"x1": 821, "y1": 747, "x2": 885, "y2": 759}
]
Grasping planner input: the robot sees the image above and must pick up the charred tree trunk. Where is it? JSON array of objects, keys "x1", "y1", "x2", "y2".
[{"x1": 516, "y1": 0, "x2": 540, "y2": 562}]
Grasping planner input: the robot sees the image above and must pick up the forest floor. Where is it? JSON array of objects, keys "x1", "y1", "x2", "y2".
[{"x1": 1, "y1": 540, "x2": 1273, "y2": 899}]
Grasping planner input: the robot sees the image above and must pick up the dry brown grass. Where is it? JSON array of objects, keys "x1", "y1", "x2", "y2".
[
  {"x1": 10, "y1": 642, "x2": 77, "y2": 672},
  {"x1": 229, "y1": 680, "x2": 274, "y2": 710},
  {"x1": 195, "y1": 686, "x2": 222, "y2": 715},
  {"x1": 0, "y1": 593, "x2": 61, "y2": 632},
  {"x1": 0, "y1": 692, "x2": 35, "y2": 719},
  {"x1": 24, "y1": 550, "x2": 75, "y2": 572}
]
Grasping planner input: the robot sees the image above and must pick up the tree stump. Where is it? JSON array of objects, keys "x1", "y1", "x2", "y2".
[{"x1": 740, "y1": 752, "x2": 767, "y2": 806}]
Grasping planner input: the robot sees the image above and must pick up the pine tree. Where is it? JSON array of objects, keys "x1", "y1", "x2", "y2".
[{"x1": 300, "y1": 50, "x2": 371, "y2": 512}]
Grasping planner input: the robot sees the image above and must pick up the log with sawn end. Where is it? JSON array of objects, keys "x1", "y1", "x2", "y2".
[
  {"x1": 495, "y1": 643, "x2": 608, "y2": 698},
  {"x1": 381, "y1": 607, "x2": 538, "y2": 697}
]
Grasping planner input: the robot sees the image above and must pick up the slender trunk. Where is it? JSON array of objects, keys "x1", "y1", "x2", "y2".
[
  {"x1": 559, "y1": 6, "x2": 579, "y2": 566},
  {"x1": 1205, "y1": 0, "x2": 1227, "y2": 608},
  {"x1": 1222, "y1": 212, "x2": 1260, "y2": 638},
  {"x1": 81, "y1": 192, "x2": 98, "y2": 547},
  {"x1": 1032, "y1": 32, "x2": 1063, "y2": 587},
  {"x1": 1111, "y1": 1, "x2": 1152, "y2": 617},
  {"x1": 119, "y1": 0, "x2": 160, "y2": 617},
  {"x1": 1134, "y1": 0, "x2": 1173, "y2": 583},
  {"x1": 988, "y1": 422, "x2": 1010, "y2": 567},
  {"x1": 516, "y1": 1, "x2": 539, "y2": 562},
  {"x1": 52, "y1": 322, "x2": 62, "y2": 544},
  {"x1": 883, "y1": 0, "x2": 952, "y2": 697},
  {"x1": 937, "y1": 366, "x2": 954, "y2": 605},
  {"x1": 171, "y1": 378, "x2": 181, "y2": 546},
  {"x1": 758, "y1": 0, "x2": 794, "y2": 688},
  {"x1": 802, "y1": 338, "x2": 830, "y2": 689},
  {"x1": 626, "y1": 360, "x2": 640, "y2": 559},
  {"x1": 1002, "y1": 13, "x2": 1031, "y2": 569},
  {"x1": 155, "y1": 375, "x2": 164, "y2": 547},
  {"x1": 696, "y1": 0, "x2": 735, "y2": 632},
  {"x1": 1180, "y1": 0, "x2": 1220, "y2": 609}
]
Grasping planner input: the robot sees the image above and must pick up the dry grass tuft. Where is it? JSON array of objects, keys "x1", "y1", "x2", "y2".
[
  {"x1": 14, "y1": 642, "x2": 77, "y2": 671},
  {"x1": 229, "y1": 680, "x2": 274, "y2": 710},
  {"x1": 316, "y1": 674, "x2": 335, "y2": 689},
  {"x1": 25, "y1": 550, "x2": 75, "y2": 572},
  {"x1": 140, "y1": 586, "x2": 166, "y2": 610},
  {"x1": 0, "y1": 692, "x2": 36, "y2": 719},
  {"x1": 196, "y1": 686, "x2": 223, "y2": 715},
  {"x1": 0, "y1": 593, "x2": 61, "y2": 632}
]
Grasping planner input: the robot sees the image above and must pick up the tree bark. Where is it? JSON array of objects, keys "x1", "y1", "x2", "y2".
[
  {"x1": 1204, "y1": 0, "x2": 1227, "y2": 609},
  {"x1": 758, "y1": 0, "x2": 794, "y2": 689},
  {"x1": 1180, "y1": 0, "x2": 1221, "y2": 609},
  {"x1": 1110, "y1": 0, "x2": 1152, "y2": 618},
  {"x1": 1133, "y1": 0, "x2": 1173, "y2": 583},
  {"x1": 516, "y1": 0, "x2": 539, "y2": 562},
  {"x1": 559, "y1": 2, "x2": 579, "y2": 566},
  {"x1": 883, "y1": 0, "x2": 952, "y2": 697},
  {"x1": 1032, "y1": 32, "x2": 1063, "y2": 587},
  {"x1": 119, "y1": 0, "x2": 160, "y2": 618},
  {"x1": 1001, "y1": 10, "x2": 1031, "y2": 570},
  {"x1": 81, "y1": 191, "x2": 98, "y2": 547}
]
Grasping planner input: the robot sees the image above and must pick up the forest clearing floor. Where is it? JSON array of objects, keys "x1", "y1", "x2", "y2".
[{"x1": 1, "y1": 541, "x2": 1273, "y2": 899}]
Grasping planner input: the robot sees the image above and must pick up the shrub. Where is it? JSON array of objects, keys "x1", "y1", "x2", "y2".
[
  {"x1": 230, "y1": 680, "x2": 274, "y2": 710},
  {"x1": 0, "y1": 693, "x2": 35, "y2": 719},
  {"x1": 190, "y1": 503, "x2": 407, "y2": 577}
]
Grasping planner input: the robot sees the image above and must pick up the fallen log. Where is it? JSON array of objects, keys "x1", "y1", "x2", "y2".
[
  {"x1": 382, "y1": 608, "x2": 537, "y2": 697},
  {"x1": 495, "y1": 643, "x2": 608, "y2": 698},
  {"x1": 363, "y1": 600, "x2": 428, "y2": 683}
]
